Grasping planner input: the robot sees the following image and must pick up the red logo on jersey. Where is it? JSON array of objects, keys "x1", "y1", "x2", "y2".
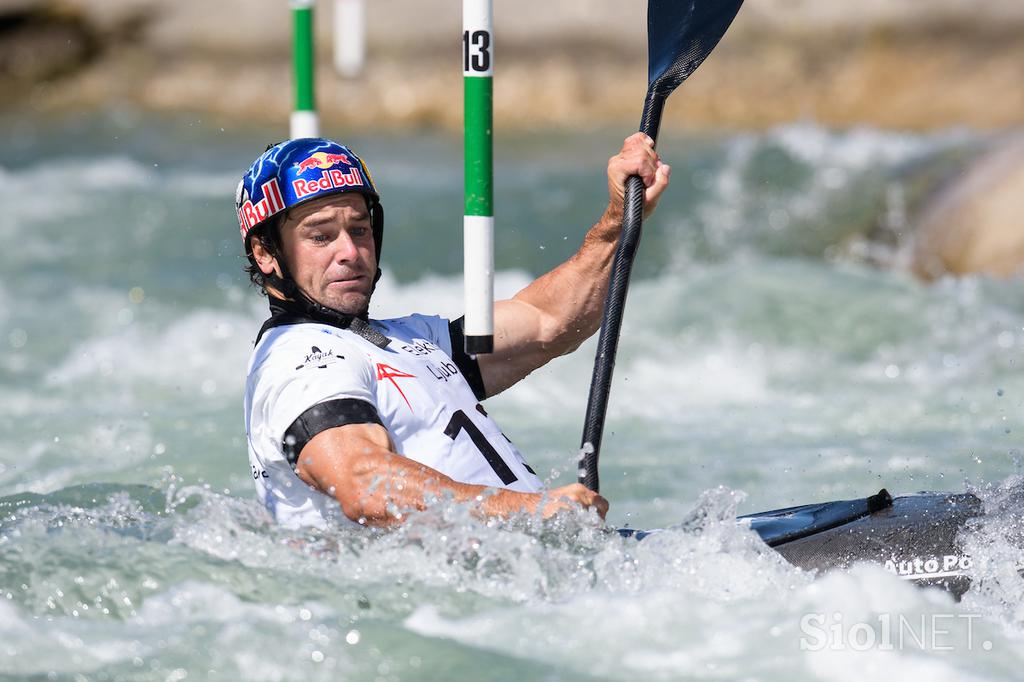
[{"x1": 376, "y1": 363, "x2": 416, "y2": 411}]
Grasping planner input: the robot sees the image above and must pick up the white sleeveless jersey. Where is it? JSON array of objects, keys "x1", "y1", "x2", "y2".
[{"x1": 244, "y1": 313, "x2": 543, "y2": 527}]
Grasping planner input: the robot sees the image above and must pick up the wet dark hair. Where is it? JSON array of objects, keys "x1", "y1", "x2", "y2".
[{"x1": 243, "y1": 217, "x2": 284, "y2": 294}]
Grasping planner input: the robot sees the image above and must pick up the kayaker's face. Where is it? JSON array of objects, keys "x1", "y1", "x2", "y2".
[{"x1": 266, "y1": 193, "x2": 377, "y2": 316}]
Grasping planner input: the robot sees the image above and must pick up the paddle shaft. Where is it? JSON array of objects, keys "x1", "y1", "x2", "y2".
[{"x1": 579, "y1": 91, "x2": 666, "y2": 492}]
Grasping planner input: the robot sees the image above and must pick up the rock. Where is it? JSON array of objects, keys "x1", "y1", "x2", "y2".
[
  {"x1": 0, "y1": 0, "x2": 47, "y2": 18},
  {"x1": 57, "y1": 0, "x2": 156, "y2": 36},
  {"x1": 0, "y1": 3, "x2": 96, "y2": 85},
  {"x1": 5, "y1": 0, "x2": 1024, "y2": 132},
  {"x1": 912, "y1": 135, "x2": 1024, "y2": 279}
]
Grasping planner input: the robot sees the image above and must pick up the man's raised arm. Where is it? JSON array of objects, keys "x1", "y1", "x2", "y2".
[{"x1": 477, "y1": 133, "x2": 671, "y2": 396}]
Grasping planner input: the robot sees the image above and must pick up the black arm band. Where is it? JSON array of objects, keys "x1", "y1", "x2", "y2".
[
  {"x1": 448, "y1": 316, "x2": 487, "y2": 401},
  {"x1": 283, "y1": 398, "x2": 383, "y2": 468}
]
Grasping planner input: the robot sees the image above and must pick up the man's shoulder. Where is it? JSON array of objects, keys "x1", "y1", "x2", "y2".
[{"x1": 374, "y1": 313, "x2": 450, "y2": 346}]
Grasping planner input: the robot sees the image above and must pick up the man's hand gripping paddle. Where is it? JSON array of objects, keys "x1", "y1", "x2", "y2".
[{"x1": 579, "y1": 0, "x2": 743, "y2": 492}]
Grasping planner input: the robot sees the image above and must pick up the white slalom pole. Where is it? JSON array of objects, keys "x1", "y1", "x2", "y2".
[
  {"x1": 463, "y1": 0, "x2": 494, "y2": 355},
  {"x1": 334, "y1": 0, "x2": 366, "y2": 78}
]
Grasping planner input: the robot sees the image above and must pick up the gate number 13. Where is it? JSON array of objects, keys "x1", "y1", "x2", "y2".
[{"x1": 463, "y1": 30, "x2": 491, "y2": 73}]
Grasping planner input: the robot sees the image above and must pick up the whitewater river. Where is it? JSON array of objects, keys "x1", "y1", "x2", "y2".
[{"x1": 2, "y1": 112, "x2": 1023, "y2": 680}]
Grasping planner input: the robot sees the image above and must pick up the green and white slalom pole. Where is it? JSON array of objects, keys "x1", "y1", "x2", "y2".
[
  {"x1": 462, "y1": 0, "x2": 494, "y2": 355},
  {"x1": 291, "y1": 0, "x2": 319, "y2": 139}
]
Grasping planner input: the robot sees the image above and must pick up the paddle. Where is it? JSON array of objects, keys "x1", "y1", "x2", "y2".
[{"x1": 578, "y1": 0, "x2": 744, "y2": 492}]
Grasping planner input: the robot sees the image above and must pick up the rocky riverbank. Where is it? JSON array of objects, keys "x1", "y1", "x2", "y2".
[
  {"x1": 3, "y1": 0, "x2": 1024, "y2": 131},
  {"x1": 3, "y1": 0, "x2": 1023, "y2": 279}
]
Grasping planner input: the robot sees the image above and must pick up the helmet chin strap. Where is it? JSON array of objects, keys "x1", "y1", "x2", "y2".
[
  {"x1": 266, "y1": 259, "x2": 390, "y2": 349},
  {"x1": 248, "y1": 191, "x2": 388, "y2": 347}
]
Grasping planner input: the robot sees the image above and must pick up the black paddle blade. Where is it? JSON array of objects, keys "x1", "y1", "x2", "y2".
[{"x1": 648, "y1": 0, "x2": 743, "y2": 96}]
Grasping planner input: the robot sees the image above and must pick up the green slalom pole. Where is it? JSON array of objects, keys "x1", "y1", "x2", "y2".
[
  {"x1": 463, "y1": 0, "x2": 494, "y2": 355},
  {"x1": 291, "y1": 0, "x2": 319, "y2": 139}
]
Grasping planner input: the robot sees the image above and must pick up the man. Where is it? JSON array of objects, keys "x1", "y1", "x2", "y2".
[{"x1": 238, "y1": 134, "x2": 670, "y2": 528}]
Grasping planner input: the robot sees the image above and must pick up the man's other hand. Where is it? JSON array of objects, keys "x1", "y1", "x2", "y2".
[
  {"x1": 606, "y1": 132, "x2": 671, "y2": 221},
  {"x1": 540, "y1": 483, "x2": 610, "y2": 519}
]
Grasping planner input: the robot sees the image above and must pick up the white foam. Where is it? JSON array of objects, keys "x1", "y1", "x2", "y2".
[
  {"x1": 959, "y1": 476, "x2": 1024, "y2": 625},
  {"x1": 47, "y1": 307, "x2": 259, "y2": 392},
  {"x1": 0, "y1": 421, "x2": 153, "y2": 495},
  {"x1": 0, "y1": 156, "x2": 156, "y2": 191},
  {"x1": 0, "y1": 600, "x2": 139, "y2": 675},
  {"x1": 0, "y1": 579, "x2": 351, "y2": 678},
  {"x1": 403, "y1": 547, "x2": 1008, "y2": 680},
  {"x1": 797, "y1": 566, "x2": 995, "y2": 682},
  {"x1": 134, "y1": 581, "x2": 274, "y2": 626},
  {"x1": 372, "y1": 158, "x2": 461, "y2": 191},
  {"x1": 369, "y1": 269, "x2": 533, "y2": 321},
  {"x1": 165, "y1": 171, "x2": 241, "y2": 198},
  {"x1": 770, "y1": 123, "x2": 966, "y2": 171},
  {"x1": 618, "y1": 344, "x2": 770, "y2": 410}
]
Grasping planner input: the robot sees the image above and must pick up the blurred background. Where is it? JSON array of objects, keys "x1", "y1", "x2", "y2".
[
  {"x1": 3, "y1": 2, "x2": 1024, "y2": 680},
  {"x1": 6, "y1": 0, "x2": 1024, "y2": 130},
  {"x1": 4, "y1": 0, "x2": 1023, "y2": 276}
]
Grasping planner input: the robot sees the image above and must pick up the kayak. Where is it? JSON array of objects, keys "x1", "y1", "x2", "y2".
[
  {"x1": 624, "y1": 488, "x2": 985, "y2": 598},
  {"x1": 744, "y1": 489, "x2": 982, "y2": 598}
]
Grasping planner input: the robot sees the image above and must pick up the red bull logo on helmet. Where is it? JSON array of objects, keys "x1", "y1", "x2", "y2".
[
  {"x1": 292, "y1": 167, "x2": 366, "y2": 200},
  {"x1": 236, "y1": 142, "x2": 378, "y2": 243},
  {"x1": 237, "y1": 178, "x2": 286, "y2": 237},
  {"x1": 295, "y1": 151, "x2": 352, "y2": 174}
]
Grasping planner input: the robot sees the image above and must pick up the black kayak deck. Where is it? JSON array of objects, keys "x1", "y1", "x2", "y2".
[
  {"x1": 622, "y1": 488, "x2": 987, "y2": 599},
  {"x1": 741, "y1": 488, "x2": 894, "y2": 547}
]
